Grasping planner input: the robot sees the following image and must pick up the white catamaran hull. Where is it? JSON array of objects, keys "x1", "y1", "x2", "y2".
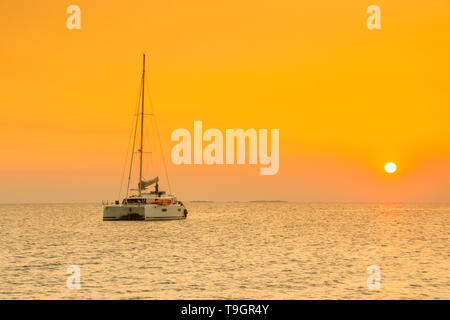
[{"x1": 103, "y1": 204, "x2": 187, "y2": 221}]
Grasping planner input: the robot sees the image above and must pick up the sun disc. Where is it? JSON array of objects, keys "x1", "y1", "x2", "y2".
[{"x1": 384, "y1": 162, "x2": 397, "y2": 173}]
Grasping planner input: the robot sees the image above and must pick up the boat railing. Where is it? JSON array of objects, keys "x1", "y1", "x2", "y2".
[
  {"x1": 102, "y1": 200, "x2": 119, "y2": 205},
  {"x1": 102, "y1": 199, "x2": 179, "y2": 206}
]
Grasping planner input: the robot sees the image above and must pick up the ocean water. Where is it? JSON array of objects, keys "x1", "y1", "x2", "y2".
[{"x1": 0, "y1": 202, "x2": 448, "y2": 299}]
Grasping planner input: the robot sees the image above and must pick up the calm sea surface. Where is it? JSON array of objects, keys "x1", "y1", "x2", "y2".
[{"x1": 0, "y1": 202, "x2": 448, "y2": 299}]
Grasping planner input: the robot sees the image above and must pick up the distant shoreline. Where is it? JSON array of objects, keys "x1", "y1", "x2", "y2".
[
  {"x1": 248, "y1": 200, "x2": 288, "y2": 203},
  {"x1": 191, "y1": 200, "x2": 289, "y2": 203}
]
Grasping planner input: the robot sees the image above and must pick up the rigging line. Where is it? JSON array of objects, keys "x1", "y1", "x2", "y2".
[
  {"x1": 145, "y1": 112, "x2": 154, "y2": 181},
  {"x1": 145, "y1": 74, "x2": 172, "y2": 194},
  {"x1": 121, "y1": 79, "x2": 142, "y2": 199},
  {"x1": 118, "y1": 76, "x2": 142, "y2": 200},
  {"x1": 143, "y1": 80, "x2": 154, "y2": 180},
  {"x1": 126, "y1": 80, "x2": 143, "y2": 198},
  {"x1": 155, "y1": 115, "x2": 172, "y2": 194}
]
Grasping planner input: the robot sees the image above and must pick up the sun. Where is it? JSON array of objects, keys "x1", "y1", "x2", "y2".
[{"x1": 384, "y1": 162, "x2": 397, "y2": 173}]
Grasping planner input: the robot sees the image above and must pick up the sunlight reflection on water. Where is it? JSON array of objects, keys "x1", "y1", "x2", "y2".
[{"x1": 0, "y1": 202, "x2": 448, "y2": 299}]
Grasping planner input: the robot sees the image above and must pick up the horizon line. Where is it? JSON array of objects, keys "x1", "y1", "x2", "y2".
[{"x1": 0, "y1": 200, "x2": 449, "y2": 205}]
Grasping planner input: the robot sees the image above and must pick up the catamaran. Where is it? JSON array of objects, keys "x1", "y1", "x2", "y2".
[{"x1": 103, "y1": 54, "x2": 188, "y2": 221}]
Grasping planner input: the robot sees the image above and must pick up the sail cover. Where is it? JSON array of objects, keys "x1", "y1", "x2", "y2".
[{"x1": 138, "y1": 176, "x2": 159, "y2": 190}]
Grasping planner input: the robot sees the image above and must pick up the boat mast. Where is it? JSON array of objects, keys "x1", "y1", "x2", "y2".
[{"x1": 139, "y1": 54, "x2": 145, "y2": 195}]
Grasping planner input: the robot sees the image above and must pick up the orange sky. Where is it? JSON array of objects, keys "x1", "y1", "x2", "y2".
[{"x1": 1, "y1": 0, "x2": 449, "y2": 202}]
